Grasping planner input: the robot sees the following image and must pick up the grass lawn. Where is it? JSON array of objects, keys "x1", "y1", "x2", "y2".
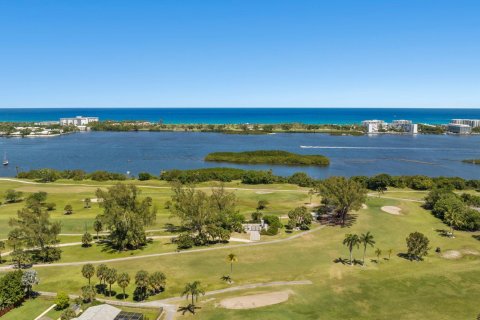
[
  {"x1": 1, "y1": 179, "x2": 480, "y2": 319},
  {"x1": 1, "y1": 296, "x2": 57, "y2": 320}
]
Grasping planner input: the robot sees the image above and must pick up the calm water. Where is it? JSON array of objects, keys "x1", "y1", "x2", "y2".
[
  {"x1": 2, "y1": 108, "x2": 480, "y2": 124},
  {"x1": 1, "y1": 132, "x2": 479, "y2": 179}
]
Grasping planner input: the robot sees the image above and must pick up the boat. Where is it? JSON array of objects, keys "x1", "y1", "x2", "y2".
[{"x1": 2, "y1": 152, "x2": 8, "y2": 166}]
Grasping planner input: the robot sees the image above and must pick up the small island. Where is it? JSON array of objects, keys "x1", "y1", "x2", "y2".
[
  {"x1": 462, "y1": 159, "x2": 480, "y2": 165},
  {"x1": 205, "y1": 150, "x2": 330, "y2": 166}
]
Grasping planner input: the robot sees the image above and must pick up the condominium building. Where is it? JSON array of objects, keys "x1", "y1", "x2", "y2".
[
  {"x1": 447, "y1": 123, "x2": 472, "y2": 134},
  {"x1": 390, "y1": 120, "x2": 418, "y2": 134},
  {"x1": 361, "y1": 120, "x2": 385, "y2": 133},
  {"x1": 451, "y1": 119, "x2": 480, "y2": 128},
  {"x1": 59, "y1": 116, "x2": 99, "y2": 126}
]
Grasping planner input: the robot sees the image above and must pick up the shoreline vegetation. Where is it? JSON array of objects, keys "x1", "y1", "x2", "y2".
[
  {"x1": 5, "y1": 120, "x2": 478, "y2": 137},
  {"x1": 205, "y1": 150, "x2": 330, "y2": 166},
  {"x1": 463, "y1": 159, "x2": 480, "y2": 165}
]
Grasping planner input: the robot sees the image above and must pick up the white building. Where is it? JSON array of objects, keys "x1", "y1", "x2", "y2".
[
  {"x1": 60, "y1": 116, "x2": 99, "y2": 126},
  {"x1": 451, "y1": 119, "x2": 480, "y2": 128},
  {"x1": 361, "y1": 120, "x2": 385, "y2": 133},
  {"x1": 390, "y1": 120, "x2": 418, "y2": 134},
  {"x1": 447, "y1": 123, "x2": 472, "y2": 134}
]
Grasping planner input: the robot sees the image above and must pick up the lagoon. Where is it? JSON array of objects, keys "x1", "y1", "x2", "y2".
[{"x1": 1, "y1": 131, "x2": 480, "y2": 179}]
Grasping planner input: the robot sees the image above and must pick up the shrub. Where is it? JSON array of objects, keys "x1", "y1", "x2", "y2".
[{"x1": 55, "y1": 292, "x2": 70, "y2": 310}]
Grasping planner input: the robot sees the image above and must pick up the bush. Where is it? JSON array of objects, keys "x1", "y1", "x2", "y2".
[
  {"x1": 0, "y1": 270, "x2": 24, "y2": 310},
  {"x1": 160, "y1": 167, "x2": 246, "y2": 183},
  {"x1": 55, "y1": 292, "x2": 70, "y2": 310},
  {"x1": 61, "y1": 308, "x2": 76, "y2": 320},
  {"x1": 261, "y1": 215, "x2": 283, "y2": 235},
  {"x1": 175, "y1": 233, "x2": 194, "y2": 249},
  {"x1": 205, "y1": 150, "x2": 330, "y2": 166},
  {"x1": 138, "y1": 172, "x2": 153, "y2": 181},
  {"x1": 241, "y1": 170, "x2": 277, "y2": 184}
]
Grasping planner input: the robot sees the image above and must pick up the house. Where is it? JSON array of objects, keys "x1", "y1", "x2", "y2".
[
  {"x1": 243, "y1": 220, "x2": 268, "y2": 241},
  {"x1": 73, "y1": 304, "x2": 143, "y2": 320}
]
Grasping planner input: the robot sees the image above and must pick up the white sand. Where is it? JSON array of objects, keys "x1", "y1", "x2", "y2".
[
  {"x1": 442, "y1": 249, "x2": 480, "y2": 259},
  {"x1": 220, "y1": 290, "x2": 291, "y2": 309},
  {"x1": 255, "y1": 191, "x2": 273, "y2": 194},
  {"x1": 362, "y1": 204, "x2": 368, "y2": 209},
  {"x1": 381, "y1": 206, "x2": 402, "y2": 215}
]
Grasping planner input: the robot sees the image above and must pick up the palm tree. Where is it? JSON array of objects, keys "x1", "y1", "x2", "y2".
[
  {"x1": 117, "y1": 272, "x2": 130, "y2": 300},
  {"x1": 387, "y1": 249, "x2": 393, "y2": 260},
  {"x1": 308, "y1": 189, "x2": 315, "y2": 204},
  {"x1": 226, "y1": 253, "x2": 238, "y2": 273},
  {"x1": 93, "y1": 219, "x2": 103, "y2": 240},
  {"x1": 343, "y1": 234, "x2": 360, "y2": 265},
  {"x1": 444, "y1": 209, "x2": 462, "y2": 237},
  {"x1": 135, "y1": 270, "x2": 149, "y2": 301},
  {"x1": 81, "y1": 263, "x2": 95, "y2": 284},
  {"x1": 96, "y1": 264, "x2": 108, "y2": 293},
  {"x1": 375, "y1": 248, "x2": 382, "y2": 262},
  {"x1": 105, "y1": 268, "x2": 117, "y2": 296},
  {"x1": 182, "y1": 281, "x2": 205, "y2": 307},
  {"x1": 359, "y1": 232, "x2": 375, "y2": 265}
]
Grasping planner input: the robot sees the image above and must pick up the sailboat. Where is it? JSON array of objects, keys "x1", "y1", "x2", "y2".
[{"x1": 3, "y1": 152, "x2": 8, "y2": 166}]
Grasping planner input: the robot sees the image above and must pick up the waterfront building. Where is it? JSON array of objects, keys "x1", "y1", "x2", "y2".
[
  {"x1": 390, "y1": 120, "x2": 418, "y2": 134},
  {"x1": 451, "y1": 119, "x2": 480, "y2": 128},
  {"x1": 447, "y1": 123, "x2": 472, "y2": 134},
  {"x1": 361, "y1": 120, "x2": 385, "y2": 133},
  {"x1": 60, "y1": 116, "x2": 99, "y2": 126}
]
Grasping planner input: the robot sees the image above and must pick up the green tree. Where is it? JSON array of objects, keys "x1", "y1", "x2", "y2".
[
  {"x1": 359, "y1": 231, "x2": 375, "y2": 265},
  {"x1": 0, "y1": 270, "x2": 24, "y2": 310},
  {"x1": 84, "y1": 198, "x2": 91, "y2": 209},
  {"x1": 55, "y1": 291, "x2": 70, "y2": 310},
  {"x1": 4, "y1": 189, "x2": 23, "y2": 203},
  {"x1": 105, "y1": 268, "x2": 117, "y2": 296},
  {"x1": 308, "y1": 189, "x2": 315, "y2": 204},
  {"x1": 256, "y1": 200, "x2": 269, "y2": 210},
  {"x1": 96, "y1": 264, "x2": 108, "y2": 293},
  {"x1": 26, "y1": 191, "x2": 48, "y2": 208},
  {"x1": 343, "y1": 234, "x2": 360, "y2": 265},
  {"x1": 81, "y1": 285, "x2": 96, "y2": 303},
  {"x1": 181, "y1": 281, "x2": 205, "y2": 308},
  {"x1": 226, "y1": 253, "x2": 238, "y2": 273},
  {"x1": 134, "y1": 270, "x2": 150, "y2": 301},
  {"x1": 11, "y1": 249, "x2": 31, "y2": 269},
  {"x1": 148, "y1": 271, "x2": 167, "y2": 294},
  {"x1": 81, "y1": 264, "x2": 95, "y2": 285},
  {"x1": 82, "y1": 232, "x2": 93, "y2": 247},
  {"x1": 387, "y1": 248, "x2": 393, "y2": 260},
  {"x1": 0, "y1": 241, "x2": 5, "y2": 263},
  {"x1": 64, "y1": 204, "x2": 73, "y2": 215},
  {"x1": 287, "y1": 206, "x2": 313, "y2": 230},
  {"x1": 317, "y1": 177, "x2": 367, "y2": 225},
  {"x1": 117, "y1": 272, "x2": 131, "y2": 300},
  {"x1": 60, "y1": 308, "x2": 76, "y2": 320},
  {"x1": 96, "y1": 184, "x2": 157, "y2": 250},
  {"x1": 406, "y1": 232, "x2": 430, "y2": 261},
  {"x1": 93, "y1": 219, "x2": 103, "y2": 239},
  {"x1": 7, "y1": 229, "x2": 24, "y2": 250}
]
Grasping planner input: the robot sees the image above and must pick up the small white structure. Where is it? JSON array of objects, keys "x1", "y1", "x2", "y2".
[
  {"x1": 361, "y1": 120, "x2": 385, "y2": 133},
  {"x1": 243, "y1": 219, "x2": 268, "y2": 241},
  {"x1": 73, "y1": 304, "x2": 120, "y2": 320},
  {"x1": 60, "y1": 116, "x2": 99, "y2": 127}
]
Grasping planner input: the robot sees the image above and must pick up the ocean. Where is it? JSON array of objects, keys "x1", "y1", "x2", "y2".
[{"x1": 1, "y1": 108, "x2": 480, "y2": 124}]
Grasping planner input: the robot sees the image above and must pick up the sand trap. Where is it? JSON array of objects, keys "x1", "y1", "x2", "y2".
[
  {"x1": 442, "y1": 249, "x2": 480, "y2": 259},
  {"x1": 381, "y1": 206, "x2": 402, "y2": 215},
  {"x1": 84, "y1": 198, "x2": 101, "y2": 203},
  {"x1": 220, "y1": 290, "x2": 291, "y2": 309},
  {"x1": 305, "y1": 203, "x2": 319, "y2": 208},
  {"x1": 255, "y1": 191, "x2": 272, "y2": 194},
  {"x1": 362, "y1": 204, "x2": 368, "y2": 209}
]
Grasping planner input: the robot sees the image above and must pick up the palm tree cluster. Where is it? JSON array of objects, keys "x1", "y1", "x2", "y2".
[
  {"x1": 343, "y1": 232, "x2": 377, "y2": 265},
  {"x1": 80, "y1": 263, "x2": 166, "y2": 301}
]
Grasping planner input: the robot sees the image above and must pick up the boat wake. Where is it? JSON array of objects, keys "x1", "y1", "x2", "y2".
[{"x1": 300, "y1": 146, "x2": 463, "y2": 151}]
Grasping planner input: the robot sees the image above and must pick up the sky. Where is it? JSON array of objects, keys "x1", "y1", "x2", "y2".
[{"x1": 0, "y1": 0, "x2": 479, "y2": 108}]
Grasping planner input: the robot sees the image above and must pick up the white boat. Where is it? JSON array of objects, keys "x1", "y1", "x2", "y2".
[{"x1": 2, "y1": 152, "x2": 8, "y2": 166}]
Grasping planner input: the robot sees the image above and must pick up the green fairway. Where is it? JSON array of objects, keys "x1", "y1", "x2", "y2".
[{"x1": 1, "y1": 179, "x2": 479, "y2": 319}]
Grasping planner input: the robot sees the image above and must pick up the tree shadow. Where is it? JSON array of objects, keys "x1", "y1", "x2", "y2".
[
  {"x1": 435, "y1": 229, "x2": 452, "y2": 238},
  {"x1": 106, "y1": 290, "x2": 117, "y2": 297},
  {"x1": 164, "y1": 223, "x2": 186, "y2": 233},
  {"x1": 116, "y1": 293, "x2": 129, "y2": 300},
  {"x1": 318, "y1": 213, "x2": 357, "y2": 228},
  {"x1": 397, "y1": 253, "x2": 423, "y2": 261},
  {"x1": 95, "y1": 284, "x2": 106, "y2": 294},
  {"x1": 473, "y1": 235, "x2": 480, "y2": 241},
  {"x1": 178, "y1": 304, "x2": 201, "y2": 315}
]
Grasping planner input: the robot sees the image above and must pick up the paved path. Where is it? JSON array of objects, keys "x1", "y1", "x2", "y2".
[
  {"x1": 0, "y1": 226, "x2": 324, "y2": 271},
  {"x1": 38, "y1": 280, "x2": 312, "y2": 320}
]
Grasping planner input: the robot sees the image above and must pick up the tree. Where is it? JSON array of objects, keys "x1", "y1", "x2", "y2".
[
  {"x1": 343, "y1": 234, "x2": 360, "y2": 265},
  {"x1": 0, "y1": 241, "x2": 5, "y2": 263},
  {"x1": 287, "y1": 206, "x2": 313, "y2": 230},
  {"x1": 61, "y1": 308, "x2": 76, "y2": 320},
  {"x1": 117, "y1": 272, "x2": 131, "y2": 300},
  {"x1": 134, "y1": 270, "x2": 149, "y2": 301},
  {"x1": 251, "y1": 211, "x2": 263, "y2": 223},
  {"x1": 96, "y1": 264, "x2": 108, "y2": 293},
  {"x1": 26, "y1": 191, "x2": 48, "y2": 208},
  {"x1": 81, "y1": 285, "x2": 96, "y2": 303},
  {"x1": 308, "y1": 189, "x2": 315, "y2": 204},
  {"x1": 375, "y1": 248, "x2": 382, "y2": 262},
  {"x1": 84, "y1": 198, "x2": 91, "y2": 209},
  {"x1": 55, "y1": 291, "x2": 70, "y2": 310},
  {"x1": 82, "y1": 232, "x2": 93, "y2": 247},
  {"x1": 181, "y1": 281, "x2": 205, "y2": 308},
  {"x1": 7, "y1": 229, "x2": 24, "y2": 250},
  {"x1": 21, "y1": 270, "x2": 39, "y2": 298},
  {"x1": 387, "y1": 249, "x2": 393, "y2": 260},
  {"x1": 93, "y1": 219, "x2": 103, "y2": 239},
  {"x1": 359, "y1": 232, "x2": 375, "y2": 265},
  {"x1": 64, "y1": 204, "x2": 73, "y2": 215},
  {"x1": 148, "y1": 271, "x2": 166, "y2": 294},
  {"x1": 82, "y1": 264, "x2": 95, "y2": 285},
  {"x1": 317, "y1": 177, "x2": 367, "y2": 226},
  {"x1": 9, "y1": 205, "x2": 62, "y2": 262},
  {"x1": 226, "y1": 253, "x2": 238, "y2": 273},
  {"x1": 256, "y1": 200, "x2": 269, "y2": 210},
  {"x1": 45, "y1": 203, "x2": 56, "y2": 211},
  {"x1": 0, "y1": 270, "x2": 24, "y2": 310},
  {"x1": 406, "y1": 232, "x2": 430, "y2": 261},
  {"x1": 4, "y1": 189, "x2": 23, "y2": 203},
  {"x1": 105, "y1": 268, "x2": 117, "y2": 296},
  {"x1": 11, "y1": 249, "x2": 31, "y2": 269},
  {"x1": 96, "y1": 184, "x2": 156, "y2": 250}
]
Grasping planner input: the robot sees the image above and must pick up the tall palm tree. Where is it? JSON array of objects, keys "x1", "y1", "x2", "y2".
[
  {"x1": 343, "y1": 234, "x2": 360, "y2": 265},
  {"x1": 182, "y1": 281, "x2": 205, "y2": 307},
  {"x1": 308, "y1": 189, "x2": 316, "y2": 204},
  {"x1": 117, "y1": 272, "x2": 130, "y2": 300},
  {"x1": 96, "y1": 264, "x2": 108, "y2": 293},
  {"x1": 81, "y1": 263, "x2": 95, "y2": 285},
  {"x1": 359, "y1": 232, "x2": 375, "y2": 265},
  {"x1": 226, "y1": 253, "x2": 238, "y2": 273}
]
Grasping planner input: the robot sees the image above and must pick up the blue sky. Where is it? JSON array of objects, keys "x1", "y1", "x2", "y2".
[{"x1": 0, "y1": 0, "x2": 479, "y2": 108}]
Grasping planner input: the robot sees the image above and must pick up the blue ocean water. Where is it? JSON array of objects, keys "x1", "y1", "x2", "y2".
[{"x1": 1, "y1": 108, "x2": 480, "y2": 124}]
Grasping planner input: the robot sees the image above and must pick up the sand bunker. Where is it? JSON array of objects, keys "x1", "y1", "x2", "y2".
[
  {"x1": 84, "y1": 198, "x2": 101, "y2": 203},
  {"x1": 220, "y1": 290, "x2": 291, "y2": 309},
  {"x1": 381, "y1": 206, "x2": 402, "y2": 215},
  {"x1": 362, "y1": 204, "x2": 368, "y2": 209},
  {"x1": 255, "y1": 191, "x2": 273, "y2": 194},
  {"x1": 442, "y1": 249, "x2": 480, "y2": 260}
]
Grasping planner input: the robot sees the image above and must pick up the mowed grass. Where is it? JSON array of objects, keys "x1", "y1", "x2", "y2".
[
  {"x1": 1, "y1": 179, "x2": 480, "y2": 319},
  {"x1": 1, "y1": 296, "x2": 57, "y2": 320}
]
